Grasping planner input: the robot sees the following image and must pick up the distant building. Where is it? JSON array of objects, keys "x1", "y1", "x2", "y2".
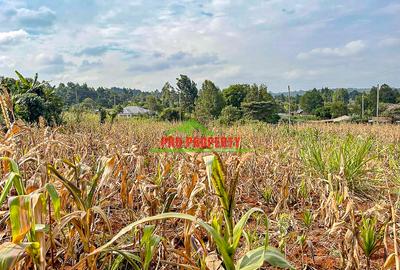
[
  {"x1": 294, "y1": 109, "x2": 304, "y2": 115},
  {"x1": 118, "y1": 106, "x2": 154, "y2": 117}
]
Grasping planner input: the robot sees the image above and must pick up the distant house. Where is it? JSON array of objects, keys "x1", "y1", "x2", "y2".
[
  {"x1": 290, "y1": 109, "x2": 304, "y2": 115},
  {"x1": 118, "y1": 106, "x2": 154, "y2": 117},
  {"x1": 294, "y1": 109, "x2": 304, "y2": 115}
]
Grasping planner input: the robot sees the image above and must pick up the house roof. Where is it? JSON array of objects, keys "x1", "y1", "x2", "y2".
[{"x1": 119, "y1": 106, "x2": 153, "y2": 115}]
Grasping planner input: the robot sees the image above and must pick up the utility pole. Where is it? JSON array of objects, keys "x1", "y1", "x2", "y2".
[
  {"x1": 288, "y1": 85, "x2": 291, "y2": 125},
  {"x1": 361, "y1": 93, "x2": 364, "y2": 119},
  {"x1": 179, "y1": 89, "x2": 182, "y2": 122},
  {"x1": 376, "y1": 84, "x2": 380, "y2": 117}
]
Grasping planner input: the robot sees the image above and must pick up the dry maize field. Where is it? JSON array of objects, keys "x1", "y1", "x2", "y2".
[{"x1": 1, "y1": 114, "x2": 400, "y2": 270}]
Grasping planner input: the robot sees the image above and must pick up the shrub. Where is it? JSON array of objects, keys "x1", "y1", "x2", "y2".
[
  {"x1": 160, "y1": 107, "x2": 181, "y2": 122},
  {"x1": 218, "y1": 105, "x2": 242, "y2": 125}
]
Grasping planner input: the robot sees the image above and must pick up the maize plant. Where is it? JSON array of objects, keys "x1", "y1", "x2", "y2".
[
  {"x1": 81, "y1": 154, "x2": 294, "y2": 270},
  {"x1": 0, "y1": 158, "x2": 60, "y2": 270}
]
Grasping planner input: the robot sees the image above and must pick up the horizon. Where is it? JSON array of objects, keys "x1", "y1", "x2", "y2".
[{"x1": 0, "y1": 0, "x2": 399, "y2": 92}]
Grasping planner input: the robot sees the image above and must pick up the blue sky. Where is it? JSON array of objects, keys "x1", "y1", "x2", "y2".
[{"x1": 0, "y1": 0, "x2": 399, "y2": 92}]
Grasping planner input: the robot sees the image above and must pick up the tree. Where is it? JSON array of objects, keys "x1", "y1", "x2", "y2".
[
  {"x1": 330, "y1": 101, "x2": 348, "y2": 118},
  {"x1": 218, "y1": 105, "x2": 242, "y2": 125},
  {"x1": 195, "y1": 80, "x2": 224, "y2": 122},
  {"x1": 145, "y1": 95, "x2": 161, "y2": 112},
  {"x1": 176, "y1": 75, "x2": 198, "y2": 113},
  {"x1": 160, "y1": 108, "x2": 180, "y2": 122},
  {"x1": 367, "y1": 86, "x2": 379, "y2": 115},
  {"x1": 99, "y1": 107, "x2": 107, "y2": 124},
  {"x1": 222, "y1": 84, "x2": 248, "y2": 108},
  {"x1": 379, "y1": 84, "x2": 398, "y2": 103},
  {"x1": 81, "y1": 97, "x2": 97, "y2": 110},
  {"x1": 332, "y1": 88, "x2": 349, "y2": 104},
  {"x1": 241, "y1": 101, "x2": 280, "y2": 123},
  {"x1": 299, "y1": 89, "x2": 324, "y2": 113},
  {"x1": 315, "y1": 106, "x2": 332, "y2": 119},
  {"x1": 321, "y1": 87, "x2": 333, "y2": 103},
  {"x1": 11, "y1": 71, "x2": 63, "y2": 125},
  {"x1": 161, "y1": 82, "x2": 174, "y2": 108},
  {"x1": 244, "y1": 84, "x2": 273, "y2": 103},
  {"x1": 14, "y1": 93, "x2": 45, "y2": 123},
  {"x1": 109, "y1": 105, "x2": 123, "y2": 125}
]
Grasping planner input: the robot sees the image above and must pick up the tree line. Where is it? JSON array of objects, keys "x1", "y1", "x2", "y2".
[{"x1": 1, "y1": 71, "x2": 399, "y2": 125}]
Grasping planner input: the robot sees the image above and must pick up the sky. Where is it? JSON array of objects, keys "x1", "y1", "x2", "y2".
[{"x1": 0, "y1": 0, "x2": 399, "y2": 92}]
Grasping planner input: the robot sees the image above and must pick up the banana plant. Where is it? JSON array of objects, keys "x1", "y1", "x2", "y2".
[{"x1": 84, "y1": 154, "x2": 294, "y2": 270}]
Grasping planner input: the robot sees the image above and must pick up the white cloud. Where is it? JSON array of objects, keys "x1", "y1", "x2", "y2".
[
  {"x1": 297, "y1": 40, "x2": 366, "y2": 59},
  {"x1": 0, "y1": 56, "x2": 14, "y2": 68},
  {"x1": 0, "y1": 29, "x2": 28, "y2": 45},
  {"x1": 379, "y1": 37, "x2": 400, "y2": 47},
  {"x1": 283, "y1": 69, "x2": 322, "y2": 80},
  {"x1": 377, "y1": 3, "x2": 400, "y2": 15}
]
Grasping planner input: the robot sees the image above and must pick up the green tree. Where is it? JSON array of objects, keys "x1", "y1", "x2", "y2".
[
  {"x1": 218, "y1": 105, "x2": 242, "y2": 125},
  {"x1": 300, "y1": 89, "x2": 324, "y2": 114},
  {"x1": 315, "y1": 106, "x2": 332, "y2": 119},
  {"x1": 14, "y1": 93, "x2": 45, "y2": 123},
  {"x1": 244, "y1": 84, "x2": 273, "y2": 103},
  {"x1": 145, "y1": 95, "x2": 161, "y2": 112},
  {"x1": 109, "y1": 105, "x2": 123, "y2": 125},
  {"x1": 367, "y1": 86, "x2": 379, "y2": 115},
  {"x1": 160, "y1": 108, "x2": 181, "y2": 122},
  {"x1": 242, "y1": 101, "x2": 280, "y2": 123},
  {"x1": 330, "y1": 101, "x2": 348, "y2": 118},
  {"x1": 176, "y1": 74, "x2": 198, "y2": 113},
  {"x1": 160, "y1": 82, "x2": 174, "y2": 108},
  {"x1": 222, "y1": 84, "x2": 248, "y2": 107},
  {"x1": 81, "y1": 97, "x2": 97, "y2": 111},
  {"x1": 11, "y1": 71, "x2": 63, "y2": 125},
  {"x1": 333, "y1": 88, "x2": 349, "y2": 104},
  {"x1": 379, "y1": 84, "x2": 398, "y2": 103},
  {"x1": 99, "y1": 107, "x2": 107, "y2": 124},
  {"x1": 321, "y1": 87, "x2": 333, "y2": 103},
  {"x1": 195, "y1": 80, "x2": 224, "y2": 121}
]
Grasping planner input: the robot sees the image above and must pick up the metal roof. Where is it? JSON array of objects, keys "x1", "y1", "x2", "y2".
[{"x1": 119, "y1": 106, "x2": 153, "y2": 115}]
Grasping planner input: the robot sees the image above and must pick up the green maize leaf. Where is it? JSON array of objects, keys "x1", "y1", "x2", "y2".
[
  {"x1": 9, "y1": 195, "x2": 31, "y2": 243},
  {"x1": 47, "y1": 164, "x2": 85, "y2": 210},
  {"x1": 236, "y1": 246, "x2": 294, "y2": 270},
  {"x1": 89, "y1": 212, "x2": 235, "y2": 270},
  {"x1": 232, "y1": 208, "x2": 264, "y2": 251},
  {"x1": 0, "y1": 172, "x2": 15, "y2": 206},
  {"x1": 206, "y1": 156, "x2": 229, "y2": 212},
  {"x1": 110, "y1": 250, "x2": 141, "y2": 270},
  {"x1": 0, "y1": 242, "x2": 29, "y2": 270},
  {"x1": 0, "y1": 157, "x2": 25, "y2": 198},
  {"x1": 141, "y1": 225, "x2": 161, "y2": 270},
  {"x1": 110, "y1": 254, "x2": 125, "y2": 270},
  {"x1": 45, "y1": 183, "x2": 61, "y2": 221},
  {"x1": 9, "y1": 193, "x2": 46, "y2": 244}
]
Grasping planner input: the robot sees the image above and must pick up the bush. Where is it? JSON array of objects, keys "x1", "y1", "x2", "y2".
[
  {"x1": 315, "y1": 106, "x2": 332, "y2": 119},
  {"x1": 160, "y1": 108, "x2": 181, "y2": 122},
  {"x1": 14, "y1": 93, "x2": 45, "y2": 123},
  {"x1": 241, "y1": 101, "x2": 280, "y2": 123},
  {"x1": 218, "y1": 105, "x2": 242, "y2": 125}
]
